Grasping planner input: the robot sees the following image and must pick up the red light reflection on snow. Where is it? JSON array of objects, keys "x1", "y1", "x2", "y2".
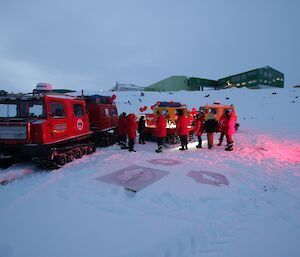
[{"x1": 234, "y1": 134, "x2": 300, "y2": 171}]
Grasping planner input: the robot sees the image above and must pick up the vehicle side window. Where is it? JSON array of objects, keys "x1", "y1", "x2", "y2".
[
  {"x1": 73, "y1": 104, "x2": 84, "y2": 117},
  {"x1": 50, "y1": 102, "x2": 65, "y2": 118},
  {"x1": 111, "y1": 108, "x2": 117, "y2": 117},
  {"x1": 29, "y1": 104, "x2": 44, "y2": 117},
  {"x1": 162, "y1": 110, "x2": 169, "y2": 115},
  {"x1": 0, "y1": 104, "x2": 17, "y2": 117},
  {"x1": 105, "y1": 108, "x2": 109, "y2": 117}
]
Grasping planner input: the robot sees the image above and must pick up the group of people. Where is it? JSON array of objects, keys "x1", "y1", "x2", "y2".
[
  {"x1": 117, "y1": 112, "x2": 138, "y2": 152},
  {"x1": 117, "y1": 109, "x2": 235, "y2": 153},
  {"x1": 194, "y1": 109, "x2": 235, "y2": 151}
]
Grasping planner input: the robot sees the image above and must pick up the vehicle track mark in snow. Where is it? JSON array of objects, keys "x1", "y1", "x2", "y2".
[{"x1": 147, "y1": 158, "x2": 183, "y2": 166}]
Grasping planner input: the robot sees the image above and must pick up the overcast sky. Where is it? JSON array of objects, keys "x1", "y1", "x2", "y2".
[{"x1": 0, "y1": 0, "x2": 299, "y2": 92}]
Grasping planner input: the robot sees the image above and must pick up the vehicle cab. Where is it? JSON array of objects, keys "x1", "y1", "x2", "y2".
[
  {"x1": 0, "y1": 85, "x2": 92, "y2": 158},
  {"x1": 202, "y1": 103, "x2": 239, "y2": 131}
]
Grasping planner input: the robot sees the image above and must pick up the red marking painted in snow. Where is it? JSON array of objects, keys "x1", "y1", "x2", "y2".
[
  {"x1": 147, "y1": 159, "x2": 183, "y2": 166},
  {"x1": 187, "y1": 170, "x2": 229, "y2": 187},
  {"x1": 97, "y1": 165, "x2": 169, "y2": 191}
]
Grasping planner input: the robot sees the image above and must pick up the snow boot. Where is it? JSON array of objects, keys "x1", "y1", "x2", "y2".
[
  {"x1": 218, "y1": 134, "x2": 224, "y2": 146},
  {"x1": 179, "y1": 147, "x2": 185, "y2": 151},
  {"x1": 225, "y1": 142, "x2": 233, "y2": 151},
  {"x1": 196, "y1": 139, "x2": 202, "y2": 148},
  {"x1": 120, "y1": 141, "x2": 128, "y2": 149},
  {"x1": 156, "y1": 145, "x2": 163, "y2": 153}
]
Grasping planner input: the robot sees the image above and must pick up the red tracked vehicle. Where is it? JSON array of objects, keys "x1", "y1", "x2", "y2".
[
  {"x1": 84, "y1": 94, "x2": 118, "y2": 146},
  {"x1": 0, "y1": 84, "x2": 95, "y2": 169}
]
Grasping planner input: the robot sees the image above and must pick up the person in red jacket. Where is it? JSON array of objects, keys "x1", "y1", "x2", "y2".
[
  {"x1": 126, "y1": 113, "x2": 138, "y2": 152},
  {"x1": 217, "y1": 111, "x2": 229, "y2": 146},
  {"x1": 225, "y1": 111, "x2": 236, "y2": 151},
  {"x1": 155, "y1": 111, "x2": 167, "y2": 153},
  {"x1": 176, "y1": 109, "x2": 190, "y2": 151},
  {"x1": 194, "y1": 112, "x2": 204, "y2": 148},
  {"x1": 117, "y1": 112, "x2": 128, "y2": 149}
]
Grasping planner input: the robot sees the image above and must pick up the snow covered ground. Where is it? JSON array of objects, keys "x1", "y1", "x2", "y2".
[{"x1": 0, "y1": 88, "x2": 299, "y2": 257}]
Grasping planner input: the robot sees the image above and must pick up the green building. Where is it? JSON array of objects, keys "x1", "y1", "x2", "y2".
[
  {"x1": 188, "y1": 77, "x2": 218, "y2": 90},
  {"x1": 145, "y1": 76, "x2": 189, "y2": 91},
  {"x1": 145, "y1": 76, "x2": 218, "y2": 91},
  {"x1": 218, "y1": 66, "x2": 284, "y2": 89},
  {"x1": 144, "y1": 66, "x2": 284, "y2": 92}
]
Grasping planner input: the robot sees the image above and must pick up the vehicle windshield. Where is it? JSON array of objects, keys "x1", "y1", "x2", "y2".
[
  {"x1": 206, "y1": 108, "x2": 218, "y2": 115},
  {"x1": 0, "y1": 100, "x2": 46, "y2": 118},
  {"x1": 175, "y1": 108, "x2": 186, "y2": 114}
]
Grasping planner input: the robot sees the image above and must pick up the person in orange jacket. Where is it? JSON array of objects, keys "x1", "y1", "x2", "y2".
[
  {"x1": 194, "y1": 112, "x2": 204, "y2": 148},
  {"x1": 176, "y1": 109, "x2": 190, "y2": 151},
  {"x1": 155, "y1": 111, "x2": 167, "y2": 153},
  {"x1": 126, "y1": 113, "x2": 138, "y2": 152}
]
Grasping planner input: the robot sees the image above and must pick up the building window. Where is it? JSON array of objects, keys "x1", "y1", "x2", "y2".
[
  {"x1": 231, "y1": 75, "x2": 240, "y2": 82},
  {"x1": 241, "y1": 74, "x2": 247, "y2": 80},
  {"x1": 269, "y1": 73, "x2": 272, "y2": 78},
  {"x1": 248, "y1": 70, "x2": 258, "y2": 76},
  {"x1": 264, "y1": 72, "x2": 268, "y2": 77},
  {"x1": 264, "y1": 80, "x2": 267, "y2": 83},
  {"x1": 242, "y1": 82, "x2": 246, "y2": 86}
]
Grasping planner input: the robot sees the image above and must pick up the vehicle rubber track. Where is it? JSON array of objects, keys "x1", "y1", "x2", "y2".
[{"x1": 32, "y1": 142, "x2": 96, "y2": 170}]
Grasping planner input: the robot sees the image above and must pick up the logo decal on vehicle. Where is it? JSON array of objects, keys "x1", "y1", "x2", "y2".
[{"x1": 77, "y1": 119, "x2": 83, "y2": 130}]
